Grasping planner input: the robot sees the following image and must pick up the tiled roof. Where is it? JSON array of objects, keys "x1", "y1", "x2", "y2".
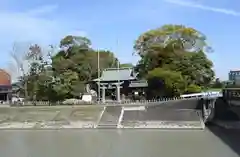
[{"x1": 93, "y1": 68, "x2": 136, "y2": 81}]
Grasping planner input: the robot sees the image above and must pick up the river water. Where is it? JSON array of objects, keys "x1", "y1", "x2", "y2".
[{"x1": 0, "y1": 127, "x2": 239, "y2": 157}]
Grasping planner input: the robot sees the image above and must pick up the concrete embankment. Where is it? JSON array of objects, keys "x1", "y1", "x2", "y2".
[
  {"x1": 0, "y1": 106, "x2": 104, "y2": 129},
  {"x1": 0, "y1": 99, "x2": 203, "y2": 129}
]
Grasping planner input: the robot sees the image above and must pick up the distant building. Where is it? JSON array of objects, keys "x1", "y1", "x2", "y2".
[
  {"x1": 0, "y1": 69, "x2": 12, "y2": 102},
  {"x1": 229, "y1": 70, "x2": 240, "y2": 81}
]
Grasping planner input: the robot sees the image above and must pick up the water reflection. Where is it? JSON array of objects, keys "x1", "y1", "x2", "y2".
[{"x1": 208, "y1": 125, "x2": 240, "y2": 156}]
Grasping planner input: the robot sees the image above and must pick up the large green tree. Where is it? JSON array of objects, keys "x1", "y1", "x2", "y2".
[
  {"x1": 51, "y1": 35, "x2": 119, "y2": 99},
  {"x1": 134, "y1": 24, "x2": 215, "y2": 97}
]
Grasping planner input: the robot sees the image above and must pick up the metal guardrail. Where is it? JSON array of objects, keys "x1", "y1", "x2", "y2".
[
  {"x1": 180, "y1": 92, "x2": 222, "y2": 98},
  {"x1": 10, "y1": 92, "x2": 222, "y2": 107}
]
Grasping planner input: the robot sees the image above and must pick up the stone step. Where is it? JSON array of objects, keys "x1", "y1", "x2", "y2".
[
  {"x1": 97, "y1": 124, "x2": 118, "y2": 129},
  {"x1": 97, "y1": 106, "x2": 122, "y2": 126},
  {"x1": 119, "y1": 121, "x2": 205, "y2": 129}
]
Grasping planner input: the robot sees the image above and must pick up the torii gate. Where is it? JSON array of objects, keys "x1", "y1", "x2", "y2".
[{"x1": 97, "y1": 82, "x2": 124, "y2": 103}]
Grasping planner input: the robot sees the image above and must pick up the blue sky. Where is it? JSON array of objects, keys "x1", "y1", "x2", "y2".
[{"x1": 0, "y1": 0, "x2": 240, "y2": 80}]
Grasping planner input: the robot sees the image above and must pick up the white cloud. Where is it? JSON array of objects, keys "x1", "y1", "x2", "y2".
[
  {"x1": 0, "y1": 4, "x2": 88, "y2": 46},
  {"x1": 163, "y1": 0, "x2": 240, "y2": 16},
  {"x1": 0, "y1": 5, "x2": 87, "y2": 81},
  {"x1": 26, "y1": 4, "x2": 58, "y2": 16},
  {"x1": 0, "y1": 13, "x2": 58, "y2": 43},
  {"x1": 0, "y1": 5, "x2": 64, "y2": 45}
]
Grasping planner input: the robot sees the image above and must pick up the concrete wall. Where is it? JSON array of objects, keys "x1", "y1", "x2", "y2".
[
  {"x1": 0, "y1": 99, "x2": 207, "y2": 124},
  {"x1": 0, "y1": 106, "x2": 104, "y2": 123},
  {"x1": 147, "y1": 99, "x2": 201, "y2": 110}
]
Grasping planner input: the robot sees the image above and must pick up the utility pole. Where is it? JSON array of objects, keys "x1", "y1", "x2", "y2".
[
  {"x1": 116, "y1": 39, "x2": 121, "y2": 102},
  {"x1": 117, "y1": 40, "x2": 120, "y2": 83},
  {"x1": 97, "y1": 49, "x2": 100, "y2": 103}
]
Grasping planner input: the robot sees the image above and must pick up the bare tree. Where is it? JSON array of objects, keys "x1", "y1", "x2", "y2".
[
  {"x1": 8, "y1": 42, "x2": 58, "y2": 100},
  {"x1": 8, "y1": 42, "x2": 32, "y2": 98}
]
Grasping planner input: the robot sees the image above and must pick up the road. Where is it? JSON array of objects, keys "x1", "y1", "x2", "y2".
[{"x1": 0, "y1": 127, "x2": 239, "y2": 157}]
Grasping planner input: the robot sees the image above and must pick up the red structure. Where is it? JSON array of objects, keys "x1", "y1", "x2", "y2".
[
  {"x1": 0, "y1": 69, "x2": 11, "y2": 85},
  {"x1": 0, "y1": 69, "x2": 11, "y2": 101}
]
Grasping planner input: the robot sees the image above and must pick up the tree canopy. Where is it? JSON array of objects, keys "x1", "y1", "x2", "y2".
[
  {"x1": 14, "y1": 24, "x2": 215, "y2": 101},
  {"x1": 14, "y1": 36, "x2": 119, "y2": 101},
  {"x1": 134, "y1": 24, "x2": 214, "y2": 96}
]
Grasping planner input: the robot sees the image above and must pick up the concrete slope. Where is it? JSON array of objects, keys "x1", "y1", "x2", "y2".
[{"x1": 97, "y1": 106, "x2": 122, "y2": 128}]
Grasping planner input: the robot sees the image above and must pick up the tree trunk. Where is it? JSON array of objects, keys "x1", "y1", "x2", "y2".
[{"x1": 23, "y1": 74, "x2": 28, "y2": 99}]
